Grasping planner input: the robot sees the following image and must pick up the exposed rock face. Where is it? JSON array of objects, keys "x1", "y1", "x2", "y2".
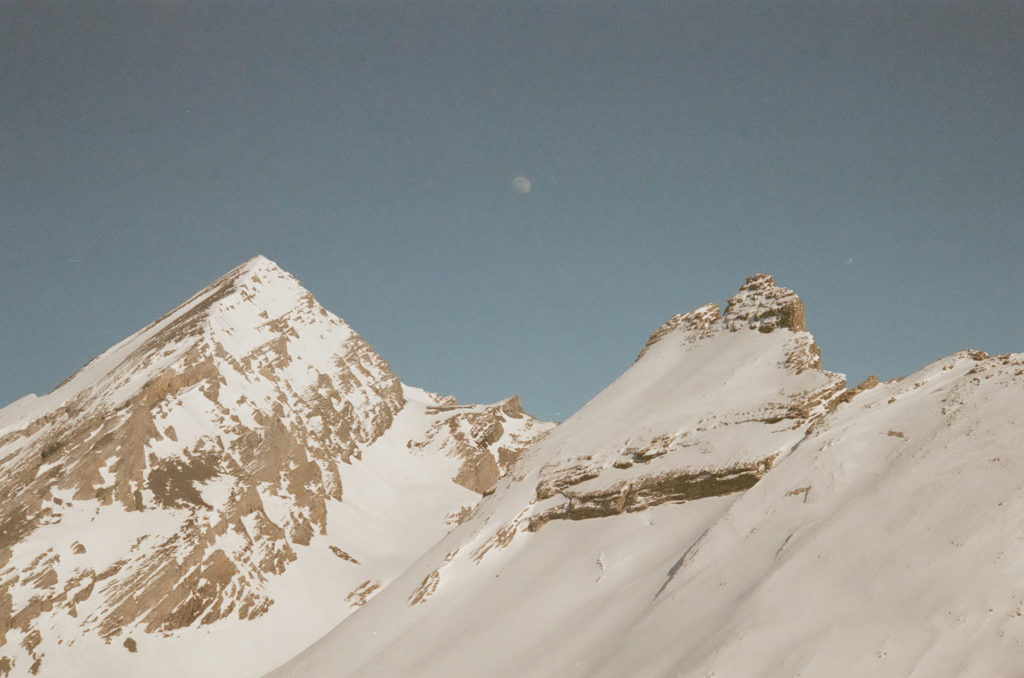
[
  {"x1": 527, "y1": 458, "x2": 771, "y2": 531},
  {"x1": 414, "y1": 396, "x2": 550, "y2": 495},
  {"x1": 724, "y1": 273, "x2": 807, "y2": 333},
  {"x1": 0, "y1": 256, "x2": 551, "y2": 676}
]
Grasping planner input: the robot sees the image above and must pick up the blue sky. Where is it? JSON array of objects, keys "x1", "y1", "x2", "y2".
[{"x1": 2, "y1": 1, "x2": 1022, "y2": 420}]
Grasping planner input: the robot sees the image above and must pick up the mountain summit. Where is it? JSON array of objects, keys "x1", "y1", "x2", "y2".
[
  {"x1": 0, "y1": 257, "x2": 552, "y2": 677},
  {"x1": 639, "y1": 273, "x2": 815, "y2": 362}
]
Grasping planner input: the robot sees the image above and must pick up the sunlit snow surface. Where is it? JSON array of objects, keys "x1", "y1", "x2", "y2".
[{"x1": 272, "y1": 332, "x2": 1024, "y2": 676}]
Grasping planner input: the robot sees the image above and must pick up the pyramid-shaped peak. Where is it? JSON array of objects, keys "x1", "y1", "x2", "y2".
[
  {"x1": 725, "y1": 273, "x2": 806, "y2": 333},
  {"x1": 222, "y1": 255, "x2": 295, "y2": 289},
  {"x1": 193, "y1": 258, "x2": 339, "y2": 350},
  {"x1": 196, "y1": 256, "x2": 315, "y2": 320},
  {"x1": 234, "y1": 254, "x2": 282, "y2": 275},
  {"x1": 41, "y1": 257, "x2": 342, "y2": 410}
]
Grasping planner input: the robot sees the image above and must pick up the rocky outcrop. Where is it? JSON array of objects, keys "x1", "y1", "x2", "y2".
[
  {"x1": 724, "y1": 273, "x2": 807, "y2": 333},
  {"x1": 639, "y1": 274, "x2": 813, "y2": 360},
  {"x1": 638, "y1": 303, "x2": 721, "y2": 360},
  {"x1": 415, "y1": 396, "x2": 552, "y2": 495},
  {"x1": 528, "y1": 458, "x2": 773, "y2": 531},
  {"x1": 826, "y1": 374, "x2": 880, "y2": 412}
]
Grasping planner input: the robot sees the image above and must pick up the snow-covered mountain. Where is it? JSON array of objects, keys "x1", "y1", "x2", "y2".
[
  {"x1": 270, "y1": 274, "x2": 1024, "y2": 678},
  {"x1": 4, "y1": 264, "x2": 1022, "y2": 678},
  {"x1": 0, "y1": 257, "x2": 553, "y2": 677}
]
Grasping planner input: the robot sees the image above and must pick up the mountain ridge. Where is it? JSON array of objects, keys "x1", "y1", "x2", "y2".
[
  {"x1": 2, "y1": 259, "x2": 1017, "y2": 678},
  {"x1": 269, "y1": 273, "x2": 1023, "y2": 678}
]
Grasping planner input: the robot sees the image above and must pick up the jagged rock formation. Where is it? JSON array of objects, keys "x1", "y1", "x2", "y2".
[
  {"x1": 724, "y1": 273, "x2": 807, "y2": 333},
  {"x1": 0, "y1": 257, "x2": 552, "y2": 677}
]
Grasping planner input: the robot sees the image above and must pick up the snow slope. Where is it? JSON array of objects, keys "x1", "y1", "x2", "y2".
[
  {"x1": 271, "y1": 276, "x2": 1024, "y2": 678},
  {"x1": 595, "y1": 350, "x2": 1024, "y2": 678}
]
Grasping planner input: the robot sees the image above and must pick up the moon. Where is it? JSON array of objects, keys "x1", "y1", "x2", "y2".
[{"x1": 512, "y1": 176, "x2": 531, "y2": 195}]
